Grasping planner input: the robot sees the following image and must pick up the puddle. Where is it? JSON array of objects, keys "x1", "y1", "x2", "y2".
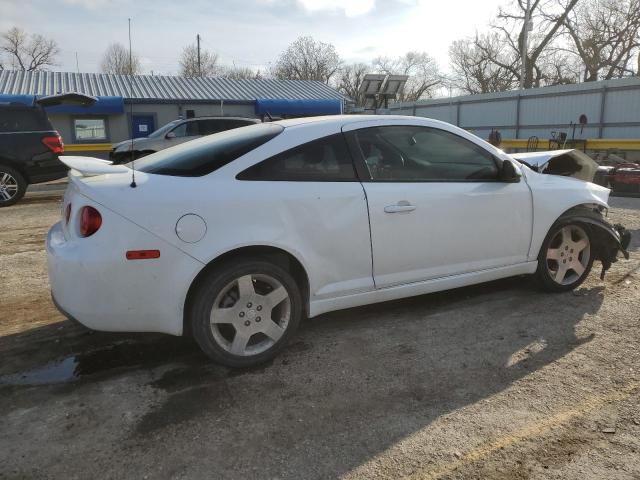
[
  {"x1": 0, "y1": 357, "x2": 79, "y2": 386},
  {"x1": 0, "y1": 337, "x2": 311, "y2": 387},
  {"x1": 0, "y1": 337, "x2": 201, "y2": 387}
]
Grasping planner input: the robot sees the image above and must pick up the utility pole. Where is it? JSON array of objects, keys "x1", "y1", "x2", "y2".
[
  {"x1": 196, "y1": 34, "x2": 202, "y2": 77},
  {"x1": 75, "y1": 52, "x2": 79, "y2": 73},
  {"x1": 520, "y1": 0, "x2": 532, "y2": 90}
]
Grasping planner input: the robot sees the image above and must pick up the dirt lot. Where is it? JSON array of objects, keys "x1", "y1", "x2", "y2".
[{"x1": 1, "y1": 192, "x2": 639, "y2": 480}]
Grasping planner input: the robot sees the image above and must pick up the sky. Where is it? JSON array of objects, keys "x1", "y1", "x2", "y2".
[{"x1": 0, "y1": 0, "x2": 506, "y2": 76}]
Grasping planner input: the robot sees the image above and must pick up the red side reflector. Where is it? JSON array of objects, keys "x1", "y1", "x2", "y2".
[{"x1": 126, "y1": 250, "x2": 161, "y2": 260}]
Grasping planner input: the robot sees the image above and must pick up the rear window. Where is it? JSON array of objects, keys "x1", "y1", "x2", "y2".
[
  {"x1": 131, "y1": 123, "x2": 284, "y2": 177},
  {"x1": 0, "y1": 106, "x2": 50, "y2": 133}
]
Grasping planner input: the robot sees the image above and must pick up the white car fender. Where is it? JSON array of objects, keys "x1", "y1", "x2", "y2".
[{"x1": 522, "y1": 166, "x2": 610, "y2": 260}]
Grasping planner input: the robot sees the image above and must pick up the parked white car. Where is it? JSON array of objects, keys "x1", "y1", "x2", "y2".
[{"x1": 47, "y1": 115, "x2": 630, "y2": 367}]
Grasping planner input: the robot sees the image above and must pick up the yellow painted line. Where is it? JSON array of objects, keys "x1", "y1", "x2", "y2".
[
  {"x1": 501, "y1": 139, "x2": 640, "y2": 150},
  {"x1": 64, "y1": 143, "x2": 113, "y2": 152},
  {"x1": 404, "y1": 381, "x2": 639, "y2": 480}
]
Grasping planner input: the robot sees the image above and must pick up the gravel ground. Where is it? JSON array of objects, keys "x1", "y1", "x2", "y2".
[{"x1": 0, "y1": 192, "x2": 639, "y2": 480}]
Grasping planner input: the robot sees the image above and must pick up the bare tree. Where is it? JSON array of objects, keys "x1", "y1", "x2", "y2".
[
  {"x1": 564, "y1": 0, "x2": 640, "y2": 81},
  {"x1": 449, "y1": 33, "x2": 519, "y2": 94},
  {"x1": 100, "y1": 43, "x2": 141, "y2": 75},
  {"x1": 335, "y1": 62, "x2": 369, "y2": 105},
  {"x1": 221, "y1": 65, "x2": 263, "y2": 80},
  {"x1": 373, "y1": 52, "x2": 441, "y2": 101},
  {"x1": 179, "y1": 44, "x2": 220, "y2": 77},
  {"x1": 1, "y1": 27, "x2": 59, "y2": 71},
  {"x1": 492, "y1": 0, "x2": 579, "y2": 88},
  {"x1": 272, "y1": 36, "x2": 341, "y2": 84}
]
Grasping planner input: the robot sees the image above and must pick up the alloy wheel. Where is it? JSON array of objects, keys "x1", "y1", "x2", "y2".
[
  {"x1": 545, "y1": 225, "x2": 591, "y2": 285},
  {"x1": 0, "y1": 172, "x2": 18, "y2": 202},
  {"x1": 209, "y1": 273, "x2": 291, "y2": 356}
]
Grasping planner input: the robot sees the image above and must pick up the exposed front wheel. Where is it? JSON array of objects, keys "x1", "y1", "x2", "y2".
[
  {"x1": 536, "y1": 221, "x2": 594, "y2": 292},
  {"x1": 189, "y1": 259, "x2": 302, "y2": 367},
  {"x1": 0, "y1": 165, "x2": 27, "y2": 207}
]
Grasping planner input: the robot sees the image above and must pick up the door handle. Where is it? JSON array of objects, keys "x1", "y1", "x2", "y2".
[{"x1": 384, "y1": 201, "x2": 416, "y2": 213}]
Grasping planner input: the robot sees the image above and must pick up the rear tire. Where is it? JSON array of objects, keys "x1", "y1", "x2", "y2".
[
  {"x1": 0, "y1": 165, "x2": 27, "y2": 207},
  {"x1": 189, "y1": 259, "x2": 302, "y2": 368},
  {"x1": 536, "y1": 219, "x2": 594, "y2": 292}
]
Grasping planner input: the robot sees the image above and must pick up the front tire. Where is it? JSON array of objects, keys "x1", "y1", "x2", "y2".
[
  {"x1": 536, "y1": 220, "x2": 594, "y2": 292},
  {"x1": 189, "y1": 259, "x2": 302, "y2": 368},
  {"x1": 0, "y1": 165, "x2": 27, "y2": 207}
]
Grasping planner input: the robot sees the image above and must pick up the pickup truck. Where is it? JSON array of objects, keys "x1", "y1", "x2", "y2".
[{"x1": 0, "y1": 93, "x2": 95, "y2": 207}]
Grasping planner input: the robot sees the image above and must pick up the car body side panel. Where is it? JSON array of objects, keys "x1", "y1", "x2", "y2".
[
  {"x1": 362, "y1": 181, "x2": 533, "y2": 286},
  {"x1": 47, "y1": 192, "x2": 204, "y2": 335},
  {"x1": 522, "y1": 166, "x2": 610, "y2": 260},
  {"x1": 70, "y1": 123, "x2": 375, "y2": 303},
  {"x1": 192, "y1": 180, "x2": 374, "y2": 299},
  {"x1": 309, "y1": 261, "x2": 538, "y2": 317}
]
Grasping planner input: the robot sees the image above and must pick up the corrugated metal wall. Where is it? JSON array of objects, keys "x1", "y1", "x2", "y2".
[{"x1": 388, "y1": 77, "x2": 640, "y2": 140}]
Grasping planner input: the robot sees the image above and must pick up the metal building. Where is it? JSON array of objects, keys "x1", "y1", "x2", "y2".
[
  {"x1": 388, "y1": 77, "x2": 640, "y2": 158},
  {"x1": 0, "y1": 70, "x2": 346, "y2": 155}
]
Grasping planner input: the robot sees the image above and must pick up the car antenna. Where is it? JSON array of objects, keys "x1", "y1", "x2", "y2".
[{"x1": 128, "y1": 18, "x2": 137, "y2": 188}]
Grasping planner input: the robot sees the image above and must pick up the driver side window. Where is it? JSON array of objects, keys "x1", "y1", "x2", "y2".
[
  {"x1": 170, "y1": 122, "x2": 187, "y2": 138},
  {"x1": 352, "y1": 126, "x2": 499, "y2": 181}
]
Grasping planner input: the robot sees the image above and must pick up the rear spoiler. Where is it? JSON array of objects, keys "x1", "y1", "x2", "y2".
[{"x1": 59, "y1": 156, "x2": 129, "y2": 176}]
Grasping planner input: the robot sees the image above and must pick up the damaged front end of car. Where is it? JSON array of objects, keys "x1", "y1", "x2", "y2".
[
  {"x1": 511, "y1": 149, "x2": 599, "y2": 182},
  {"x1": 562, "y1": 208, "x2": 631, "y2": 279}
]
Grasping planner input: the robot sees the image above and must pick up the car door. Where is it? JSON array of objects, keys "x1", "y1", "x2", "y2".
[{"x1": 343, "y1": 121, "x2": 533, "y2": 288}]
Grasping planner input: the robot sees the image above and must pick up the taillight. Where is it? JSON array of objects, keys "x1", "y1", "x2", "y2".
[
  {"x1": 65, "y1": 203, "x2": 72, "y2": 224},
  {"x1": 42, "y1": 133, "x2": 64, "y2": 154},
  {"x1": 79, "y1": 206, "x2": 102, "y2": 237}
]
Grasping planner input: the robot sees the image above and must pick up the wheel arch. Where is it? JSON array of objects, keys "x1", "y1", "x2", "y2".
[
  {"x1": 182, "y1": 245, "x2": 310, "y2": 337},
  {"x1": 533, "y1": 202, "x2": 606, "y2": 259},
  {"x1": 533, "y1": 202, "x2": 629, "y2": 279},
  {"x1": 0, "y1": 157, "x2": 29, "y2": 183}
]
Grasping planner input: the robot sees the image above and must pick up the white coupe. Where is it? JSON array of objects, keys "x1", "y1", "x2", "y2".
[{"x1": 47, "y1": 115, "x2": 630, "y2": 367}]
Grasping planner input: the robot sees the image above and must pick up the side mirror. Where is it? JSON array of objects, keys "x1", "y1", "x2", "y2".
[
  {"x1": 500, "y1": 159, "x2": 521, "y2": 183},
  {"x1": 165, "y1": 131, "x2": 176, "y2": 139}
]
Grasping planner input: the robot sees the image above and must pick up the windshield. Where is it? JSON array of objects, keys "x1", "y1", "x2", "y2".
[
  {"x1": 147, "y1": 119, "x2": 182, "y2": 138},
  {"x1": 128, "y1": 123, "x2": 284, "y2": 177}
]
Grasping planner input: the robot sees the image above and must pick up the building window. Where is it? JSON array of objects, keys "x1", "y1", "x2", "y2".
[{"x1": 73, "y1": 117, "x2": 108, "y2": 142}]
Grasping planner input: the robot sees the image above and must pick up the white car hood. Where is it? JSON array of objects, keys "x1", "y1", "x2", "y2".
[{"x1": 510, "y1": 149, "x2": 598, "y2": 182}]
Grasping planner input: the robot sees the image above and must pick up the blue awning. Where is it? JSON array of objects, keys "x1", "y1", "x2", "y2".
[
  {"x1": 255, "y1": 98, "x2": 342, "y2": 116},
  {"x1": 0, "y1": 94, "x2": 124, "y2": 114}
]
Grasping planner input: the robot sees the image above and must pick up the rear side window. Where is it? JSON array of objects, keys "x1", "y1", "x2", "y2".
[
  {"x1": 237, "y1": 134, "x2": 357, "y2": 181},
  {"x1": 198, "y1": 119, "x2": 255, "y2": 135},
  {"x1": 0, "y1": 106, "x2": 49, "y2": 132},
  {"x1": 132, "y1": 123, "x2": 284, "y2": 177},
  {"x1": 224, "y1": 119, "x2": 255, "y2": 130}
]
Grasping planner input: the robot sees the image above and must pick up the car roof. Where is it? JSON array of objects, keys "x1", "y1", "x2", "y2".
[
  {"x1": 272, "y1": 114, "x2": 442, "y2": 129},
  {"x1": 184, "y1": 116, "x2": 260, "y2": 122}
]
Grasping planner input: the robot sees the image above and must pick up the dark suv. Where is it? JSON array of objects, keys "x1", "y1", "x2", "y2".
[{"x1": 0, "y1": 93, "x2": 95, "y2": 207}]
